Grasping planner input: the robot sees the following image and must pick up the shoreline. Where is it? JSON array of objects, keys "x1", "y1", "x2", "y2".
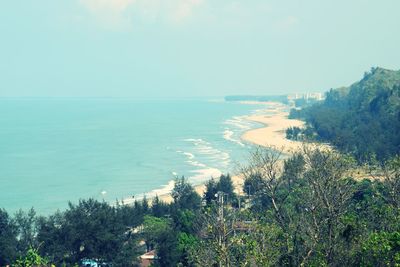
[
  {"x1": 241, "y1": 103, "x2": 305, "y2": 153},
  {"x1": 123, "y1": 101, "x2": 305, "y2": 205}
]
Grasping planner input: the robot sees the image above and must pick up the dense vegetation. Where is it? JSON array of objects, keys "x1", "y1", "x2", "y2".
[
  {"x1": 289, "y1": 67, "x2": 400, "y2": 162},
  {"x1": 1, "y1": 146, "x2": 399, "y2": 266}
]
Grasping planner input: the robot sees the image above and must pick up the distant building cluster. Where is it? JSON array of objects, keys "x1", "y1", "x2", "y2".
[
  {"x1": 287, "y1": 92, "x2": 324, "y2": 101},
  {"x1": 287, "y1": 92, "x2": 324, "y2": 106}
]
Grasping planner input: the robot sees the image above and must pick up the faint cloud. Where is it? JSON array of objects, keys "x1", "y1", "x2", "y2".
[
  {"x1": 169, "y1": 0, "x2": 204, "y2": 24},
  {"x1": 275, "y1": 15, "x2": 299, "y2": 31},
  {"x1": 79, "y1": 0, "x2": 205, "y2": 29},
  {"x1": 81, "y1": 0, "x2": 135, "y2": 13},
  {"x1": 80, "y1": 0, "x2": 135, "y2": 28}
]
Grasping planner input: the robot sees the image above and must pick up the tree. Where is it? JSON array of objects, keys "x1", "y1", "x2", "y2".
[
  {"x1": 0, "y1": 208, "x2": 18, "y2": 265},
  {"x1": 142, "y1": 215, "x2": 180, "y2": 266},
  {"x1": 218, "y1": 174, "x2": 236, "y2": 202},
  {"x1": 151, "y1": 196, "x2": 169, "y2": 218},
  {"x1": 240, "y1": 147, "x2": 303, "y2": 264},
  {"x1": 286, "y1": 126, "x2": 302, "y2": 140},
  {"x1": 142, "y1": 215, "x2": 171, "y2": 251},
  {"x1": 14, "y1": 208, "x2": 37, "y2": 255},
  {"x1": 232, "y1": 223, "x2": 286, "y2": 266},
  {"x1": 190, "y1": 205, "x2": 234, "y2": 267},
  {"x1": 204, "y1": 178, "x2": 218, "y2": 205},
  {"x1": 297, "y1": 146, "x2": 356, "y2": 266},
  {"x1": 381, "y1": 155, "x2": 400, "y2": 208},
  {"x1": 13, "y1": 247, "x2": 51, "y2": 267},
  {"x1": 177, "y1": 232, "x2": 198, "y2": 266},
  {"x1": 360, "y1": 231, "x2": 400, "y2": 267},
  {"x1": 62, "y1": 199, "x2": 125, "y2": 263},
  {"x1": 240, "y1": 147, "x2": 287, "y2": 228},
  {"x1": 204, "y1": 175, "x2": 236, "y2": 206},
  {"x1": 171, "y1": 177, "x2": 201, "y2": 211},
  {"x1": 36, "y1": 212, "x2": 68, "y2": 264}
]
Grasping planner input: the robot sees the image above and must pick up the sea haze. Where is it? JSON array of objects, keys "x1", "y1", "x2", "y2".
[{"x1": 0, "y1": 98, "x2": 269, "y2": 214}]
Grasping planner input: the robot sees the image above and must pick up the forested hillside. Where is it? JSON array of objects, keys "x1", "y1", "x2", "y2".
[{"x1": 290, "y1": 67, "x2": 400, "y2": 162}]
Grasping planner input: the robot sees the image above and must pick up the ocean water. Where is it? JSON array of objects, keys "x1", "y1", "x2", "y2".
[{"x1": 0, "y1": 98, "x2": 268, "y2": 214}]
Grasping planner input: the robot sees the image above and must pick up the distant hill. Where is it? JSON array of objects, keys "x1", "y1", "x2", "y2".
[{"x1": 291, "y1": 67, "x2": 400, "y2": 162}]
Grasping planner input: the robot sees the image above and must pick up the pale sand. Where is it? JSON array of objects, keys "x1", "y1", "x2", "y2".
[
  {"x1": 241, "y1": 105, "x2": 305, "y2": 153},
  {"x1": 157, "y1": 175, "x2": 245, "y2": 204},
  {"x1": 155, "y1": 175, "x2": 244, "y2": 203},
  {"x1": 126, "y1": 102, "x2": 304, "y2": 205}
]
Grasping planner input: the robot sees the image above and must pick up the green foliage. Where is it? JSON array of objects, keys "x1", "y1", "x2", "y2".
[
  {"x1": 360, "y1": 231, "x2": 400, "y2": 267},
  {"x1": 177, "y1": 232, "x2": 197, "y2": 252},
  {"x1": 0, "y1": 209, "x2": 18, "y2": 265},
  {"x1": 174, "y1": 210, "x2": 196, "y2": 234},
  {"x1": 142, "y1": 215, "x2": 171, "y2": 245},
  {"x1": 35, "y1": 199, "x2": 139, "y2": 265},
  {"x1": 382, "y1": 155, "x2": 400, "y2": 208},
  {"x1": 286, "y1": 126, "x2": 302, "y2": 140},
  {"x1": 177, "y1": 232, "x2": 198, "y2": 266},
  {"x1": 142, "y1": 215, "x2": 181, "y2": 266},
  {"x1": 151, "y1": 196, "x2": 169, "y2": 217},
  {"x1": 172, "y1": 176, "x2": 201, "y2": 210},
  {"x1": 35, "y1": 212, "x2": 68, "y2": 263},
  {"x1": 204, "y1": 178, "x2": 218, "y2": 205},
  {"x1": 14, "y1": 208, "x2": 37, "y2": 255},
  {"x1": 62, "y1": 199, "x2": 125, "y2": 262},
  {"x1": 204, "y1": 174, "x2": 236, "y2": 205},
  {"x1": 13, "y1": 247, "x2": 50, "y2": 267},
  {"x1": 294, "y1": 67, "x2": 400, "y2": 162},
  {"x1": 236, "y1": 223, "x2": 286, "y2": 266}
]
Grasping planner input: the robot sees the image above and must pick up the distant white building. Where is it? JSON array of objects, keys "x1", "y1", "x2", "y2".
[{"x1": 287, "y1": 92, "x2": 324, "y2": 101}]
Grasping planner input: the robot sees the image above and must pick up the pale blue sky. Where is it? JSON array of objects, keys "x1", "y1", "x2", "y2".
[{"x1": 1, "y1": 0, "x2": 399, "y2": 97}]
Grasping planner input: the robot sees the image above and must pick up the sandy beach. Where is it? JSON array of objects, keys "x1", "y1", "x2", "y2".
[
  {"x1": 126, "y1": 101, "x2": 305, "y2": 204},
  {"x1": 241, "y1": 103, "x2": 305, "y2": 153}
]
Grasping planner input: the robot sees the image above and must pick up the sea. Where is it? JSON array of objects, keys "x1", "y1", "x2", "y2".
[{"x1": 0, "y1": 98, "x2": 269, "y2": 214}]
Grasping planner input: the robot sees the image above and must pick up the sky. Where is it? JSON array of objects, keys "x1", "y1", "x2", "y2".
[{"x1": 1, "y1": 0, "x2": 400, "y2": 98}]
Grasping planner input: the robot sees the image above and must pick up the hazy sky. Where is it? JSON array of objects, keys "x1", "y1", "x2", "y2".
[{"x1": 1, "y1": 0, "x2": 400, "y2": 97}]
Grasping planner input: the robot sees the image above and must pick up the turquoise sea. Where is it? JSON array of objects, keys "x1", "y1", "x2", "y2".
[{"x1": 0, "y1": 98, "x2": 268, "y2": 214}]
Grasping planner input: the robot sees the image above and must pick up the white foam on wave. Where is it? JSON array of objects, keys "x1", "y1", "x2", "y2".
[
  {"x1": 176, "y1": 150, "x2": 206, "y2": 168},
  {"x1": 224, "y1": 116, "x2": 253, "y2": 131},
  {"x1": 122, "y1": 166, "x2": 222, "y2": 205},
  {"x1": 183, "y1": 152, "x2": 195, "y2": 159},
  {"x1": 223, "y1": 129, "x2": 245, "y2": 147},
  {"x1": 122, "y1": 180, "x2": 176, "y2": 205},
  {"x1": 184, "y1": 138, "x2": 208, "y2": 144},
  {"x1": 185, "y1": 138, "x2": 231, "y2": 168},
  {"x1": 186, "y1": 160, "x2": 206, "y2": 167},
  {"x1": 189, "y1": 167, "x2": 222, "y2": 183}
]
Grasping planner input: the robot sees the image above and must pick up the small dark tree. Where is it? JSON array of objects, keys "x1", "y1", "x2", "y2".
[
  {"x1": 298, "y1": 146, "x2": 356, "y2": 266},
  {"x1": 36, "y1": 211, "x2": 68, "y2": 263},
  {"x1": 204, "y1": 178, "x2": 218, "y2": 205},
  {"x1": 171, "y1": 177, "x2": 201, "y2": 211},
  {"x1": 0, "y1": 209, "x2": 18, "y2": 265},
  {"x1": 151, "y1": 195, "x2": 169, "y2": 218},
  {"x1": 63, "y1": 199, "x2": 125, "y2": 263},
  {"x1": 381, "y1": 155, "x2": 400, "y2": 208},
  {"x1": 218, "y1": 174, "x2": 236, "y2": 202},
  {"x1": 204, "y1": 175, "x2": 236, "y2": 206},
  {"x1": 14, "y1": 208, "x2": 37, "y2": 255}
]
